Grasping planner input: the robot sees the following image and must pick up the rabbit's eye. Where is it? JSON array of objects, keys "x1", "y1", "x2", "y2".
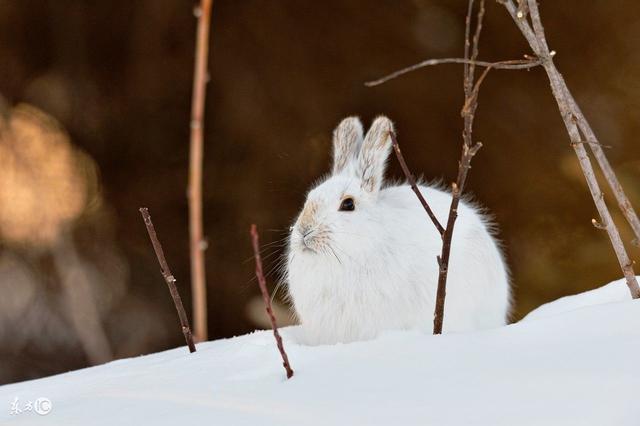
[{"x1": 339, "y1": 197, "x2": 355, "y2": 212}]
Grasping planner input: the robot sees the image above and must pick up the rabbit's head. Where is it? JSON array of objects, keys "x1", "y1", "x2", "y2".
[{"x1": 288, "y1": 116, "x2": 394, "y2": 259}]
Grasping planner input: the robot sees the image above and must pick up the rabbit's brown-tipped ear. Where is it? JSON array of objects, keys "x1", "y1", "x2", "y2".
[
  {"x1": 332, "y1": 117, "x2": 363, "y2": 175},
  {"x1": 358, "y1": 116, "x2": 394, "y2": 194}
]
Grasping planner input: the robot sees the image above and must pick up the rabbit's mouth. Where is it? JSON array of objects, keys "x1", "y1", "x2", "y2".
[
  {"x1": 290, "y1": 223, "x2": 333, "y2": 255},
  {"x1": 292, "y1": 229, "x2": 330, "y2": 255},
  {"x1": 289, "y1": 230, "x2": 316, "y2": 254},
  {"x1": 301, "y1": 245, "x2": 316, "y2": 253}
]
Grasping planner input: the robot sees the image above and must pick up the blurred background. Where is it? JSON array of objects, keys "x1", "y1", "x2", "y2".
[{"x1": 1, "y1": 0, "x2": 640, "y2": 384}]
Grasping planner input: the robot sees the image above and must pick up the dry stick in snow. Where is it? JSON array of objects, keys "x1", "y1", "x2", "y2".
[
  {"x1": 432, "y1": 0, "x2": 486, "y2": 335},
  {"x1": 250, "y1": 224, "x2": 294, "y2": 379},
  {"x1": 389, "y1": 131, "x2": 445, "y2": 236},
  {"x1": 500, "y1": 0, "x2": 640, "y2": 298},
  {"x1": 188, "y1": 0, "x2": 214, "y2": 341},
  {"x1": 140, "y1": 208, "x2": 197, "y2": 353}
]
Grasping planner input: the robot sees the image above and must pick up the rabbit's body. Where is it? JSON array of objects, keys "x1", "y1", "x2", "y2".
[{"x1": 287, "y1": 117, "x2": 510, "y2": 345}]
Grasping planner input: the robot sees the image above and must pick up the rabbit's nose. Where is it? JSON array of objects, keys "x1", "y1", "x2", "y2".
[
  {"x1": 296, "y1": 224, "x2": 314, "y2": 246},
  {"x1": 298, "y1": 225, "x2": 313, "y2": 240},
  {"x1": 302, "y1": 230, "x2": 315, "y2": 249}
]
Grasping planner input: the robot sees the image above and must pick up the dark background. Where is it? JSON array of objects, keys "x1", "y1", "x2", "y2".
[{"x1": 1, "y1": 0, "x2": 639, "y2": 384}]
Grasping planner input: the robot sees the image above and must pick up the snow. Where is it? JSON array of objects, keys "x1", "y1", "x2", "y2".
[
  {"x1": 523, "y1": 277, "x2": 634, "y2": 321},
  {"x1": 2, "y1": 277, "x2": 639, "y2": 425}
]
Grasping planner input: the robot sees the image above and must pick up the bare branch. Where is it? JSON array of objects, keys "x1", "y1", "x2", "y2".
[
  {"x1": 139, "y1": 208, "x2": 197, "y2": 353},
  {"x1": 500, "y1": 0, "x2": 640, "y2": 298},
  {"x1": 463, "y1": 0, "x2": 475, "y2": 95},
  {"x1": 570, "y1": 140, "x2": 612, "y2": 149},
  {"x1": 365, "y1": 57, "x2": 540, "y2": 87},
  {"x1": 433, "y1": 0, "x2": 486, "y2": 335},
  {"x1": 433, "y1": 144, "x2": 482, "y2": 335},
  {"x1": 462, "y1": 63, "x2": 493, "y2": 116},
  {"x1": 468, "y1": 0, "x2": 484, "y2": 93},
  {"x1": 568, "y1": 92, "x2": 640, "y2": 241},
  {"x1": 188, "y1": 0, "x2": 214, "y2": 342},
  {"x1": 389, "y1": 131, "x2": 445, "y2": 236},
  {"x1": 250, "y1": 224, "x2": 294, "y2": 379}
]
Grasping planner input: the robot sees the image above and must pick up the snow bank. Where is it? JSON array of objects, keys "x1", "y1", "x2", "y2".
[
  {"x1": 1, "y1": 277, "x2": 639, "y2": 425},
  {"x1": 524, "y1": 276, "x2": 634, "y2": 320}
]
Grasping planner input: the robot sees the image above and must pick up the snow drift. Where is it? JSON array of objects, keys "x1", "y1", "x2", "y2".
[{"x1": 1, "y1": 277, "x2": 639, "y2": 425}]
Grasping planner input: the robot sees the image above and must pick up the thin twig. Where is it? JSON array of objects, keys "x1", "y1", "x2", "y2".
[
  {"x1": 462, "y1": 62, "x2": 493, "y2": 116},
  {"x1": 570, "y1": 140, "x2": 612, "y2": 149},
  {"x1": 433, "y1": 0, "x2": 486, "y2": 335},
  {"x1": 250, "y1": 224, "x2": 294, "y2": 379},
  {"x1": 140, "y1": 208, "x2": 197, "y2": 353},
  {"x1": 462, "y1": 0, "x2": 475, "y2": 95},
  {"x1": 389, "y1": 131, "x2": 444, "y2": 236},
  {"x1": 569, "y1": 90, "x2": 640, "y2": 241},
  {"x1": 188, "y1": 0, "x2": 214, "y2": 342},
  {"x1": 433, "y1": 143, "x2": 483, "y2": 335},
  {"x1": 468, "y1": 0, "x2": 484, "y2": 93},
  {"x1": 365, "y1": 58, "x2": 541, "y2": 87},
  {"x1": 500, "y1": 0, "x2": 640, "y2": 298}
]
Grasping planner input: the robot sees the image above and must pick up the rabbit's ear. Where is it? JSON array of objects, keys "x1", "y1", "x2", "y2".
[
  {"x1": 357, "y1": 116, "x2": 393, "y2": 194},
  {"x1": 332, "y1": 117, "x2": 363, "y2": 175}
]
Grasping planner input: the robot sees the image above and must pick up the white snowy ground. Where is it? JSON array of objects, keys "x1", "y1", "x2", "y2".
[{"x1": 1, "y1": 278, "x2": 639, "y2": 425}]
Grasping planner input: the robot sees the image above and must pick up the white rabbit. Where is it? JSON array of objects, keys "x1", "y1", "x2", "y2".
[{"x1": 286, "y1": 116, "x2": 510, "y2": 345}]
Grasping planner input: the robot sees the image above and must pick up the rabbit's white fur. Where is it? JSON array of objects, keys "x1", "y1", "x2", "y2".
[{"x1": 286, "y1": 116, "x2": 510, "y2": 345}]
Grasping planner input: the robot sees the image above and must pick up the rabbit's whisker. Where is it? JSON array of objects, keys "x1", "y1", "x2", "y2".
[
  {"x1": 328, "y1": 241, "x2": 355, "y2": 264},
  {"x1": 323, "y1": 245, "x2": 342, "y2": 265}
]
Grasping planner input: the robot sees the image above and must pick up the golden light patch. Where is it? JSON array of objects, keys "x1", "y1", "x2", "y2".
[{"x1": 0, "y1": 104, "x2": 98, "y2": 247}]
